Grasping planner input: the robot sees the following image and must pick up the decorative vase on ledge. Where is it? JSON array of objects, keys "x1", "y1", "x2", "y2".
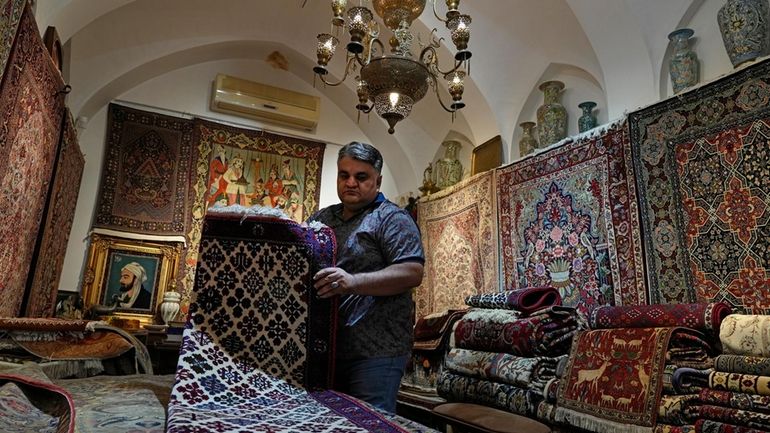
[
  {"x1": 668, "y1": 28, "x2": 700, "y2": 94},
  {"x1": 160, "y1": 290, "x2": 181, "y2": 325},
  {"x1": 518, "y1": 122, "x2": 538, "y2": 156},
  {"x1": 536, "y1": 80, "x2": 568, "y2": 147},
  {"x1": 577, "y1": 101, "x2": 598, "y2": 133},
  {"x1": 717, "y1": 0, "x2": 770, "y2": 68}
]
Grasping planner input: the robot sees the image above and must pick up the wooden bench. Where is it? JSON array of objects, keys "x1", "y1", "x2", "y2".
[{"x1": 432, "y1": 403, "x2": 551, "y2": 433}]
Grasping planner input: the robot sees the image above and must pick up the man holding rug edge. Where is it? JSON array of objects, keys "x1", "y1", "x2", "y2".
[{"x1": 310, "y1": 141, "x2": 425, "y2": 413}]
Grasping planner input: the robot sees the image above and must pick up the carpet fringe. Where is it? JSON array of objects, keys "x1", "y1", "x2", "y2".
[
  {"x1": 555, "y1": 406, "x2": 653, "y2": 433},
  {"x1": 40, "y1": 359, "x2": 104, "y2": 379}
]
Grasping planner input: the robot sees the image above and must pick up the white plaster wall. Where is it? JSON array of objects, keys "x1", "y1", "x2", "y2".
[{"x1": 58, "y1": 58, "x2": 400, "y2": 293}]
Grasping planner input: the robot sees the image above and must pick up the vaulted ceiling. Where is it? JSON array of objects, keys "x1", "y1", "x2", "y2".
[{"x1": 35, "y1": 0, "x2": 716, "y2": 194}]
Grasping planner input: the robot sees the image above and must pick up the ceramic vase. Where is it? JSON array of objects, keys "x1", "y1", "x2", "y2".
[
  {"x1": 717, "y1": 0, "x2": 770, "y2": 67},
  {"x1": 536, "y1": 80, "x2": 568, "y2": 147},
  {"x1": 436, "y1": 140, "x2": 463, "y2": 188},
  {"x1": 668, "y1": 28, "x2": 700, "y2": 94},
  {"x1": 160, "y1": 290, "x2": 181, "y2": 325},
  {"x1": 577, "y1": 101, "x2": 598, "y2": 133},
  {"x1": 518, "y1": 121, "x2": 538, "y2": 156}
]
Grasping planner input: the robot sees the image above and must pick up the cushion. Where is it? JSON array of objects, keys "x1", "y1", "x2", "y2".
[{"x1": 433, "y1": 403, "x2": 551, "y2": 433}]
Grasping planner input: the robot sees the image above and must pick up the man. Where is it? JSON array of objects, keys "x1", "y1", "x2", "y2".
[
  {"x1": 310, "y1": 141, "x2": 424, "y2": 413},
  {"x1": 118, "y1": 262, "x2": 152, "y2": 309}
]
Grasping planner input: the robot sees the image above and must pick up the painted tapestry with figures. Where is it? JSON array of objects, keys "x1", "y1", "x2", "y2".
[
  {"x1": 182, "y1": 119, "x2": 325, "y2": 312},
  {"x1": 415, "y1": 171, "x2": 499, "y2": 318},
  {"x1": 0, "y1": 3, "x2": 66, "y2": 317},
  {"x1": 94, "y1": 104, "x2": 196, "y2": 236},
  {"x1": 630, "y1": 57, "x2": 770, "y2": 312},
  {"x1": 496, "y1": 122, "x2": 645, "y2": 320}
]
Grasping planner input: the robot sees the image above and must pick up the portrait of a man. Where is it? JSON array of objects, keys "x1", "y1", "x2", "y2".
[
  {"x1": 104, "y1": 252, "x2": 160, "y2": 312},
  {"x1": 118, "y1": 262, "x2": 152, "y2": 309}
]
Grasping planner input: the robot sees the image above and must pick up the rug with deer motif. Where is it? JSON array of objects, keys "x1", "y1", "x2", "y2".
[
  {"x1": 556, "y1": 327, "x2": 675, "y2": 432},
  {"x1": 496, "y1": 121, "x2": 646, "y2": 322}
]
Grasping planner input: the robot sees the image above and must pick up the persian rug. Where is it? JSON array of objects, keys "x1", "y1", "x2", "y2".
[
  {"x1": 556, "y1": 327, "x2": 683, "y2": 433},
  {"x1": 544, "y1": 377, "x2": 560, "y2": 403},
  {"x1": 464, "y1": 286, "x2": 561, "y2": 315},
  {"x1": 663, "y1": 365, "x2": 679, "y2": 395},
  {"x1": 437, "y1": 371, "x2": 537, "y2": 416},
  {"x1": 629, "y1": 57, "x2": 770, "y2": 310},
  {"x1": 654, "y1": 425, "x2": 695, "y2": 433},
  {"x1": 0, "y1": 3, "x2": 66, "y2": 317},
  {"x1": 699, "y1": 405, "x2": 770, "y2": 431},
  {"x1": 0, "y1": 318, "x2": 92, "y2": 332},
  {"x1": 719, "y1": 314, "x2": 770, "y2": 357},
  {"x1": 56, "y1": 374, "x2": 175, "y2": 433},
  {"x1": 537, "y1": 401, "x2": 558, "y2": 423},
  {"x1": 658, "y1": 394, "x2": 699, "y2": 425},
  {"x1": 413, "y1": 309, "x2": 467, "y2": 348},
  {"x1": 0, "y1": 374, "x2": 74, "y2": 433},
  {"x1": 709, "y1": 372, "x2": 770, "y2": 396},
  {"x1": 496, "y1": 121, "x2": 646, "y2": 321},
  {"x1": 590, "y1": 303, "x2": 732, "y2": 332},
  {"x1": 694, "y1": 419, "x2": 765, "y2": 433},
  {"x1": 444, "y1": 348, "x2": 559, "y2": 390},
  {"x1": 13, "y1": 332, "x2": 133, "y2": 361},
  {"x1": 182, "y1": 119, "x2": 326, "y2": 313},
  {"x1": 415, "y1": 171, "x2": 499, "y2": 318},
  {"x1": 0, "y1": 0, "x2": 24, "y2": 85},
  {"x1": 699, "y1": 389, "x2": 770, "y2": 415},
  {"x1": 26, "y1": 112, "x2": 85, "y2": 317},
  {"x1": 94, "y1": 103, "x2": 195, "y2": 235},
  {"x1": 452, "y1": 307, "x2": 577, "y2": 357},
  {"x1": 715, "y1": 355, "x2": 770, "y2": 376}
]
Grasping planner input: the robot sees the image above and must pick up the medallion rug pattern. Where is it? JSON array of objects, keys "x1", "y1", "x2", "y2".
[
  {"x1": 183, "y1": 119, "x2": 325, "y2": 311},
  {"x1": 496, "y1": 122, "x2": 645, "y2": 320},
  {"x1": 0, "y1": 4, "x2": 65, "y2": 316},
  {"x1": 26, "y1": 112, "x2": 84, "y2": 317},
  {"x1": 629, "y1": 57, "x2": 770, "y2": 310},
  {"x1": 94, "y1": 103, "x2": 195, "y2": 235},
  {"x1": 415, "y1": 171, "x2": 499, "y2": 318}
]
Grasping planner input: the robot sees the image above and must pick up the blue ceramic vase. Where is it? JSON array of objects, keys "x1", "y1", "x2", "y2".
[
  {"x1": 577, "y1": 101, "x2": 598, "y2": 133},
  {"x1": 717, "y1": 0, "x2": 770, "y2": 67},
  {"x1": 668, "y1": 28, "x2": 700, "y2": 94}
]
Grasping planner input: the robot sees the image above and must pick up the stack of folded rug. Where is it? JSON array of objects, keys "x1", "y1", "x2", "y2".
[
  {"x1": 555, "y1": 303, "x2": 729, "y2": 433},
  {"x1": 691, "y1": 314, "x2": 770, "y2": 433},
  {"x1": 437, "y1": 286, "x2": 576, "y2": 417}
]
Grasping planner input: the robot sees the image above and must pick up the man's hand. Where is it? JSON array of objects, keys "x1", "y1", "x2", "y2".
[{"x1": 313, "y1": 267, "x2": 356, "y2": 298}]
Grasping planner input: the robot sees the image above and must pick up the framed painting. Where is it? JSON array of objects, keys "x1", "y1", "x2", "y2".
[
  {"x1": 471, "y1": 135, "x2": 503, "y2": 175},
  {"x1": 81, "y1": 234, "x2": 182, "y2": 325}
]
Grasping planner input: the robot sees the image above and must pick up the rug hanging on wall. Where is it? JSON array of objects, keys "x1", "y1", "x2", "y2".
[
  {"x1": 93, "y1": 103, "x2": 195, "y2": 236},
  {"x1": 0, "y1": 3, "x2": 66, "y2": 317},
  {"x1": 630, "y1": 57, "x2": 770, "y2": 311},
  {"x1": 181, "y1": 119, "x2": 325, "y2": 310},
  {"x1": 0, "y1": 0, "x2": 25, "y2": 85},
  {"x1": 26, "y1": 111, "x2": 84, "y2": 317},
  {"x1": 496, "y1": 121, "x2": 646, "y2": 320},
  {"x1": 415, "y1": 171, "x2": 499, "y2": 318}
]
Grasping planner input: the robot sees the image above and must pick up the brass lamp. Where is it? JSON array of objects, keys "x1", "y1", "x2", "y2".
[{"x1": 311, "y1": 0, "x2": 472, "y2": 134}]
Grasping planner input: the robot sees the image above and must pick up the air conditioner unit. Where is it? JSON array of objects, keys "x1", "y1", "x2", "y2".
[{"x1": 210, "y1": 74, "x2": 320, "y2": 131}]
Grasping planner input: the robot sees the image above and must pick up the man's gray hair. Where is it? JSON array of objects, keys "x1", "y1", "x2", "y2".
[{"x1": 338, "y1": 141, "x2": 383, "y2": 173}]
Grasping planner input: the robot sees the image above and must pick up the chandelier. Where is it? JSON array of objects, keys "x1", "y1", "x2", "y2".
[{"x1": 312, "y1": 0, "x2": 472, "y2": 134}]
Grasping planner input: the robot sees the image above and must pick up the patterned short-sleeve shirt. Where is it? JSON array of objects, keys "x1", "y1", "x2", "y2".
[{"x1": 310, "y1": 193, "x2": 424, "y2": 359}]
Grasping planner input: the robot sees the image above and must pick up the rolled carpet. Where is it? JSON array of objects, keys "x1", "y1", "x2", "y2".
[
  {"x1": 720, "y1": 315, "x2": 770, "y2": 357},
  {"x1": 672, "y1": 368, "x2": 710, "y2": 395},
  {"x1": 464, "y1": 286, "x2": 561, "y2": 315},
  {"x1": 699, "y1": 405, "x2": 770, "y2": 431},
  {"x1": 709, "y1": 372, "x2": 770, "y2": 396},
  {"x1": 699, "y1": 389, "x2": 770, "y2": 415},
  {"x1": 658, "y1": 394, "x2": 699, "y2": 425},
  {"x1": 715, "y1": 355, "x2": 770, "y2": 376},
  {"x1": 589, "y1": 303, "x2": 731, "y2": 332},
  {"x1": 444, "y1": 348, "x2": 560, "y2": 390}
]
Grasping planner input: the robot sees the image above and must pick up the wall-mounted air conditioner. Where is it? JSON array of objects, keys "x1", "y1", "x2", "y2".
[{"x1": 210, "y1": 74, "x2": 320, "y2": 131}]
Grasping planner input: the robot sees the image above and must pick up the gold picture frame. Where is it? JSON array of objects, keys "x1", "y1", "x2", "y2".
[
  {"x1": 81, "y1": 234, "x2": 182, "y2": 326},
  {"x1": 471, "y1": 135, "x2": 503, "y2": 175}
]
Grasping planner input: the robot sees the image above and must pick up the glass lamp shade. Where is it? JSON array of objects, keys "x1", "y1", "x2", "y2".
[
  {"x1": 374, "y1": 92, "x2": 414, "y2": 134},
  {"x1": 346, "y1": 6, "x2": 373, "y2": 53},
  {"x1": 446, "y1": 70, "x2": 465, "y2": 109},
  {"x1": 356, "y1": 79, "x2": 370, "y2": 111},
  {"x1": 314, "y1": 33, "x2": 339, "y2": 74},
  {"x1": 331, "y1": 0, "x2": 347, "y2": 27},
  {"x1": 447, "y1": 14, "x2": 471, "y2": 60}
]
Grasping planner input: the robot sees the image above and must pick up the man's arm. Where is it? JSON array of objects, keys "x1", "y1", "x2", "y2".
[{"x1": 314, "y1": 262, "x2": 423, "y2": 298}]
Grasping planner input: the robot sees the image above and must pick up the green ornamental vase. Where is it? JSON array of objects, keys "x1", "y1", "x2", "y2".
[
  {"x1": 717, "y1": 0, "x2": 770, "y2": 67},
  {"x1": 518, "y1": 121, "x2": 538, "y2": 156},
  {"x1": 536, "y1": 81, "x2": 568, "y2": 147}
]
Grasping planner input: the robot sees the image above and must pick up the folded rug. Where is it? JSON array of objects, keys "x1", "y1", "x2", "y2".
[
  {"x1": 694, "y1": 419, "x2": 766, "y2": 433},
  {"x1": 0, "y1": 318, "x2": 93, "y2": 332},
  {"x1": 464, "y1": 286, "x2": 561, "y2": 315},
  {"x1": 658, "y1": 394, "x2": 699, "y2": 425},
  {"x1": 720, "y1": 315, "x2": 770, "y2": 357},
  {"x1": 672, "y1": 368, "x2": 710, "y2": 394},
  {"x1": 663, "y1": 365, "x2": 679, "y2": 395},
  {"x1": 557, "y1": 327, "x2": 700, "y2": 433},
  {"x1": 444, "y1": 348, "x2": 559, "y2": 390},
  {"x1": 437, "y1": 371, "x2": 538, "y2": 417},
  {"x1": 453, "y1": 307, "x2": 577, "y2": 357},
  {"x1": 699, "y1": 404, "x2": 770, "y2": 431},
  {"x1": 667, "y1": 330, "x2": 715, "y2": 369},
  {"x1": 654, "y1": 424, "x2": 695, "y2": 433},
  {"x1": 0, "y1": 374, "x2": 75, "y2": 433},
  {"x1": 715, "y1": 355, "x2": 770, "y2": 376},
  {"x1": 699, "y1": 389, "x2": 770, "y2": 415},
  {"x1": 589, "y1": 303, "x2": 731, "y2": 332},
  {"x1": 709, "y1": 372, "x2": 770, "y2": 396},
  {"x1": 537, "y1": 401, "x2": 557, "y2": 423},
  {"x1": 413, "y1": 309, "x2": 468, "y2": 350}
]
